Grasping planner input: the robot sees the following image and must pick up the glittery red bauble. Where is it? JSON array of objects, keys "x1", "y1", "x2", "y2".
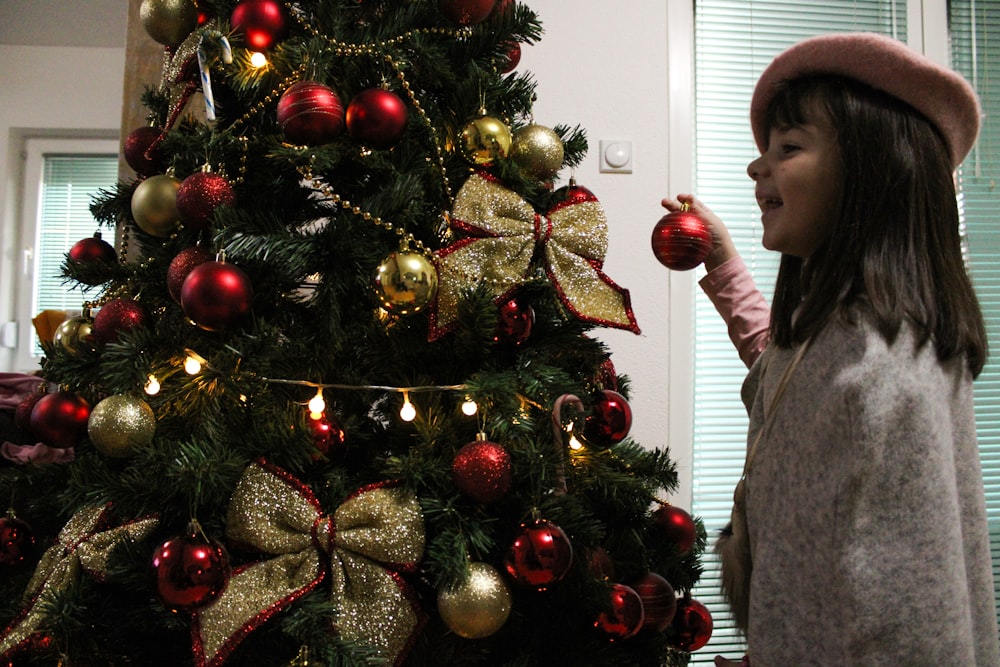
[
  {"x1": 123, "y1": 126, "x2": 165, "y2": 176},
  {"x1": 29, "y1": 390, "x2": 90, "y2": 449},
  {"x1": 493, "y1": 297, "x2": 534, "y2": 345},
  {"x1": 668, "y1": 596, "x2": 713, "y2": 652},
  {"x1": 15, "y1": 391, "x2": 45, "y2": 431},
  {"x1": 277, "y1": 81, "x2": 345, "y2": 146},
  {"x1": 438, "y1": 0, "x2": 495, "y2": 24},
  {"x1": 452, "y1": 438, "x2": 512, "y2": 504},
  {"x1": 345, "y1": 88, "x2": 408, "y2": 150},
  {"x1": 230, "y1": 0, "x2": 288, "y2": 50},
  {"x1": 631, "y1": 572, "x2": 677, "y2": 633},
  {"x1": 504, "y1": 519, "x2": 573, "y2": 589},
  {"x1": 651, "y1": 209, "x2": 712, "y2": 271},
  {"x1": 181, "y1": 261, "x2": 254, "y2": 331},
  {"x1": 310, "y1": 415, "x2": 346, "y2": 460},
  {"x1": 500, "y1": 42, "x2": 521, "y2": 73},
  {"x1": 151, "y1": 529, "x2": 231, "y2": 612},
  {"x1": 69, "y1": 231, "x2": 117, "y2": 266},
  {"x1": 92, "y1": 298, "x2": 151, "y2": 346},
  {"x1": 0, "y1": 516, "x2": 36, "y2": 566},
  {"x1": 652, "y1": 504, "x2": 696, "y2": 556},
  {"x1": 167, "y1": 246, "x2": 213, "y2": 302},
  {"x1": 581, "y1": 390, "x2": 632, "y2": 449},
  {"x1": 594, "y1": 583, "x2": 645, "y2": 640},
  {"x1": 176, "y1": 171, "x2": 235, "y2": 231}
]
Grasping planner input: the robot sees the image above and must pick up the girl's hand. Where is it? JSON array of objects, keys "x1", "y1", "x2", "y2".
[
  {"x1": 661, "y1": 194, "x2": 738, "y2": 271},
  {"x1": 714, "y1": 655, "x2": 749, "y2": 667}
]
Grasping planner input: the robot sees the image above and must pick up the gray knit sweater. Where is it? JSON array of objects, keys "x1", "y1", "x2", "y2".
[{"x1": 702, "y1": 257, "x2": 999, "y2": 666}]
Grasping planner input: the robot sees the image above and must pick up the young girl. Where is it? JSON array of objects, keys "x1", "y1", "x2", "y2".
[{"x1": 662, "y1": 33, "x2": 999, "y2": 665}]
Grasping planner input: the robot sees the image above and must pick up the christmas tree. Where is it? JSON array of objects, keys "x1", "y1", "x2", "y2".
[{"x1": 0, "y1": 1, "x2": 710, "y2": 665}]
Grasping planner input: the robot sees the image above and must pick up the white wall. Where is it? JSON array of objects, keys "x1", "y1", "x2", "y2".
[
  {"x1": 0, "y1": 45, "x2": 125, "y2": 370},
  {"x1": 0, "y1": 1, "x2": 696, "y2": 505}
]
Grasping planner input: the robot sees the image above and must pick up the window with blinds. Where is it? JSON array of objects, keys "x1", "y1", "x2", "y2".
[
  {"x1": 688, "y1": 1, "x2": 908, "y2": 661},
  {"x1": 33, "y1": 154, "x2": 118, "y2": 356},
  {"x1": 950, "y1": 0, "x2": 1000, "y2": 627}
]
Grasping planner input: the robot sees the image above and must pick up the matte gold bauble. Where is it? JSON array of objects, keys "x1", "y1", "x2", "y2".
[
  {"x1": 437, "y1": 562, "x2": 512, "y2": 638},
  {"x1": 140, "y1": 0, "x2": 199, "y2": 46},
  {"x1": 511, "y1": 124, "x2": 564, "y2": 180},
  {"x1": 374, "y1": 251, "x2": 438, "y2": 315},
  {"x1": 132, "y1": 174, "x2": 181, "y2": 237},
  {"x1": 88, "y1": 395, "x2": 156, "y2": 458},
  {"x1": 52, "y1": 314, "x2": 96, "y2": 356},
  {"x1": 459, "y1": 114, "x2": 512, "y2": 166}
]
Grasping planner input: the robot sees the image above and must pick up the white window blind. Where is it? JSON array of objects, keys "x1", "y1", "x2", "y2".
[
  {"x1": 689, "y1": 2, "x2": 907, "y2": 661},
  {"x1": 33, "y1": 154, "x2": 118, "y2": 355},
  {"x1": 950, "y1": 0, "x2": 1000, "y2": 627}
]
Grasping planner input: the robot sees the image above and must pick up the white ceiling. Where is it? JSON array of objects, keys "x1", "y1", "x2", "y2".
[{"x1": 0, "y1": 0, "x2": 127, "y2": 48}]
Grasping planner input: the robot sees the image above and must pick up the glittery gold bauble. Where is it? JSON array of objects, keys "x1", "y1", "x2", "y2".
[
  {"x1": 52, "y1": 314, "x2": 95, "y2": 356},
  {"x1": 459, "y1": 114, "x2": 512, "y2": 166},
  {"x1": 88, "y1": 395, "x2": 156, "y2": 458},
  {"x1": 374, "y1": 252, "x2": 438, "y2": 315},
  {"x1": 131, "y1": 174, "x2": 181, "y2": 237},
  {"x1": 140, "y1": 0, "x2": 199, "y2": 46},
  {"x1": 510, "y1": 124, "x2": 564, "y2": 180},
  {"x1": 437, "y1": 561, "x2": 512, "y2": 638}
]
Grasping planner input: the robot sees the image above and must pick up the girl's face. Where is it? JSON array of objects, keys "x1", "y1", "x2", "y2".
[{"x1": 746, "y1": 106, "x2": 843, "y2": 258}]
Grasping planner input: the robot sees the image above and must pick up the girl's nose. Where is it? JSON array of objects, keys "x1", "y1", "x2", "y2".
[{"x1": 746, "y1": 155, "x2": 764, "y2": 180}]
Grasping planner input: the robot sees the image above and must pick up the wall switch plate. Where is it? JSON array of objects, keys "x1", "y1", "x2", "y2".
[{"x1": 599, "y1": 139, "x2": 633, "y2": 173}]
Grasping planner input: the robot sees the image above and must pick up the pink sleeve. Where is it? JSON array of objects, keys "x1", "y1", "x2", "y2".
[{"x1": 698, "y1": 256, "x2": 770, "y2": 368}]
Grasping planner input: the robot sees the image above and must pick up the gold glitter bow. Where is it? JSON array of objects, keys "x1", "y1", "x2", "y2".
[
  {"x1": 0, "y1": 504, "x2": 160, "y2": 660},
  {"x1": 193, "y1": 460, "x2": 426, "y2": 667},
  {"x1": 430, "y1": 172, "x2": 640, "y2": 339}
]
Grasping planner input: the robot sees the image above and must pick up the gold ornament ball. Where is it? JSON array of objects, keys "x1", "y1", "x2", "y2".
[
  {"x1": 132, "y1": 174, "x2": 181, "y2": 237},
  {"x1": 140, "y1": 0, "x2": 199, "y2": 46},
  {"x1": 511, "y1": 124, "x2": 565, "y2": 180},
  {"x1": 459, "y1": 115, "x2": 512, "y2": 166},
  {"x1": 53, "y1": 315, "x2": 96, "y2": 356},
  {"x1": 438, "y1": 562, "x2": 512, "y2": 638},
  {"x1": 374, "y1": 252, "x2": 439, "y2": 315},
  {"x1": 88, "y1": 395, "x2": 156, "y2": 458}
]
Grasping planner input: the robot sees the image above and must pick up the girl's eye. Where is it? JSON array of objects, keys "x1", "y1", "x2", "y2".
[{"x1": 779, "y1": 143, "x2": 800, "y2": 154}]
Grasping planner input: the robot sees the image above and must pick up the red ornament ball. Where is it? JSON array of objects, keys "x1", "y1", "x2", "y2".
[
  {"x1": 493, "y1": 297, "x2": 534, "y2": 345},
  {"x1": 651, "y1": 207, "x2": 712, "y2": 271},
  {"x1": 230, "y1": 0, "x2": 289, "y2": 50},
  {"x1": 346, "y1": 88, "x2": 408, "y2": 150},
  {"x1": 438, "y1": 0, "x2": 495, "y2": 24},
  {"x1": 151, "y1": 527, "x2": 231, "y2": 612},
  {"x1": 0, "y1": 516, "x2": 36, "y2": 566},
  {"x1": 581, "y1": 390, "x2": 632, "y2": 449},
  {"x1": 631, "y1": 572, "x2": 677, "y2": 633},
  {"x1": 29, "y1": 390, "x2": 90, "y2": 449},
  {"x1": 504, "y1": 519, "x2": 573, "y2": 589},
  {"x1": 500, "y1": 42, "x2": 521, "y2": 73},
  {"x1": 167, "y1": 246, "x2": 213, "y2": 302},
  {"x1": 594, "y1": 583, "x2": 645, "y2": 641},
  {"x1": 123, "y1": 126, "x2": 165, "y2": 176},
  {"x1": 181, "y1": 261, "x2": 254, "y2": 332},
  {"x1": 15, "y1": 391, "x2": 45, "y2": 432},
  {"x1": 277, "y1": 81, "x2": 345, "y2": 146},
  {"x1": 69, "y1": 231, "x2": 117, "y2": 266},
  {"x1": 652, "y1": 504, "x2": 696, "y2": 556},
  {"x1": 452, "y1": 437, "x2": 512, "y2": 504},
  {"x1": 176, "y1": 171, "x2": 235, "y2": 231},
  {"x1": 93, "y1": 298, "x2": 151, "y2": 346},
  {"x1": 668, "y1": 596, "x2": 713, "y2": 652},
  {"x1": 310, "y1": 415, "x2": 347, "y2": 460}
]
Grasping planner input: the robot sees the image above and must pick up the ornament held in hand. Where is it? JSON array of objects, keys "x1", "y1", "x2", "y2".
[{"x1": 651, "y1": 204, "x2": 712, "y2": 271}]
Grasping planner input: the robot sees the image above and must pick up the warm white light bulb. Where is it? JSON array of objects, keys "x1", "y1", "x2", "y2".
[
  {"x1": 184, "y1": 355, "x2": 202, "y2": 374},
  {"x1": 308, "y1": 389, "x2": 326, "y2": 420},
  {"x1": 568, "y1": 434, "x2": 584, "y2": 450},
  {"x1": 400, "y1": 392, "x2": 416, "y2": 422},
  {"x1": 249, "y1": 51, "x2": 268, "y2": 68},
  {"x1": 144, "y1": 374, "x2": 160, "y2": 395},
  {"x1": 461, "y1": 397, "x2": 478, "y2": 416}
]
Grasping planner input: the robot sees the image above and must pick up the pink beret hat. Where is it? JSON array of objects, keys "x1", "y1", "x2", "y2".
[{"x1": 750, "y1": 32, "x2": 981, "y2": 168}]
